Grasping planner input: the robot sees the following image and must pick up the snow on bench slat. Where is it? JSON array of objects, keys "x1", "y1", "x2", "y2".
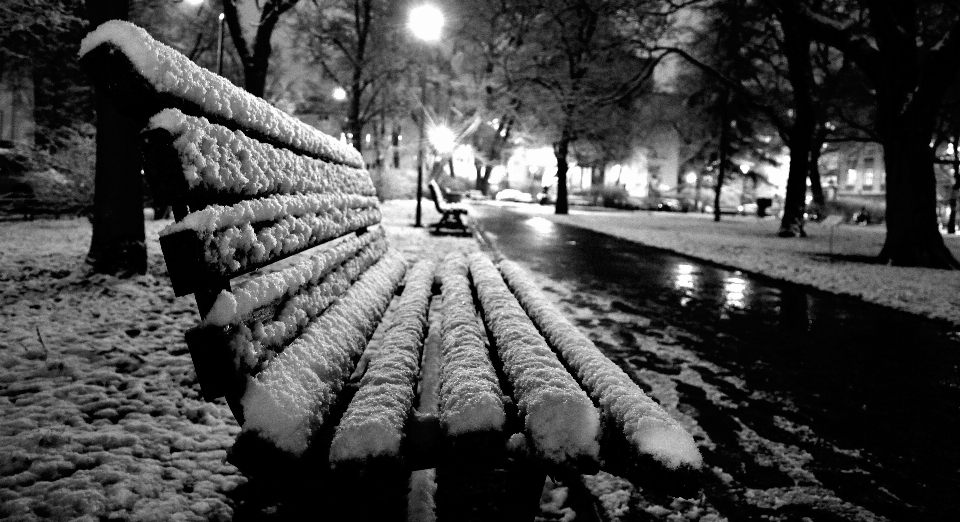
[
  {"x1": 79, "y1": 21, "x2": 363, "y2": 168},
  {"x1": 437, "y1": 253, "x2": 506, "y2": 437},
  {"x1": 162, "y1": 193, "x2": 380, "y2": 276},
  {"x1": 468, "y1": 253, "x2": 600, "y2": 466},
  {"x1": 497, "y1": 260, "x2": 703, "y2": 470},
  {"x1": 225, "y1": 238, "x2": 388, "y2": 373},
  {"x1": 205, "y1": 228, "x2": 383, "y2": 326},
  {"x1": 329, "y1": 259, "x2": 437, "y2": 464},
  {"x1": 147, "y1": 109, "x2": 374, "y2": 199},
  {"x1": 239, "y1": 250, "x2": 406, "y2": 456},
  {"x1": 162, "y1": 193, "x2": 378, "y2": 235}
]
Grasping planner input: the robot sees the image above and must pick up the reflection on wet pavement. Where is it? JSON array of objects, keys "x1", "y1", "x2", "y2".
[{"x1": 475, "y1": 205, "x2": 960, "y2": 521}]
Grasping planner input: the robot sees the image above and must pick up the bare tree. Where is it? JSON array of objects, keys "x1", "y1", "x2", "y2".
[
  {"x1": 772, "y1": 0, "x2": 960, "y2": 268},
  {"x1": 296, "y1": 0, "x2": 408, "y2": 153},
  {"x1": 507, "y1": 0, "x2": 680, "y2": 215},
  {"x1": 222, "y1": 0, "x2": 300, "y2": 98}
]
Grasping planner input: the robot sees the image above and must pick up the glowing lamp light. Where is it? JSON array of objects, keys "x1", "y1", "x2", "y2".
[
  {"x1": 183, "y1": 0, "x2": 204, "y2": 6},
  {"x1": 332, "y1": 87, "x2": 347, "y2": 101},
  {"x1": 684, "y1": 171, "x2": 697, "y2": 185},
  {"x1": 427, "y1": 125, "x2": 456, "y2": 154},
  {"x1": 739, "y1": 164, "x2": 750, "y2": 174},
  {"x1": 218, "y1": 12, "x2": 225, "y2": 21},
  {"x1": 408, "y1": 4, "x2": 444, "y2": 41}
]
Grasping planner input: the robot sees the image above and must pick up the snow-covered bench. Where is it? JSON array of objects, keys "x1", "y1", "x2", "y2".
[{"x1": 79, "y1": 21, "x2": 704, "y2": 520}]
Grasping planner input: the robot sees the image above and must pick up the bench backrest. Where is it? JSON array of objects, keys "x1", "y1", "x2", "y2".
[
  {"x1": 79, "y1": 21, "x2": 395, "y2": 405},
  {"x1": 428, "y1": 179, "x2": 448, "y2": 214}
]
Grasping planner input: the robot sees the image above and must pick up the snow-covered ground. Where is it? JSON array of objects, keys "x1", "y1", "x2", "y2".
[
  {"x1": 487, "y1": 201, "x2": 960, "y2": 327},
  {"x1": 0, "y1": 201, "x2": 480, "y2": 522}
]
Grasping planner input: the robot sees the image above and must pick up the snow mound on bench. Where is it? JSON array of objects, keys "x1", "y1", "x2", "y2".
[
  {"x1": 469, "y1": 253, "x2": 600, "y2": 465},
  {"x1": 162, "y1": 192, "x2": 379, "y2": 235},
  {"x1": 498, "y1": 260, "x2": 703, "y2": 470},
  {"x1": 147, "y1": 109, "x2": 374, "y2": 198},
  {"x1": 329, "y1": 259, "x2": 437, "y2": 463},
  {"x1": 79, "y1": 20, "x2": 363, "y2": 168},
  {"x1": 205, "y1": 228, "x2": 385, "y2": 326},
  {"x1": 239, "y1": 250, "x2": 406, "y2": 456},
  {"x1": 437, "y1": 253, "x2": 506, "y2": 436}
]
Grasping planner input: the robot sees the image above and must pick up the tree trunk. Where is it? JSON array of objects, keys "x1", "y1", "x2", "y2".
[
  {"x1": 85, "y1": 0, "x2": 146, "y2": 276},
  {"x1": 554, "y1": 131, "x2": 570, "y2": 215},
  {"x1": 242, "y1": 58, "x2": 268, "y2": 99},
  {"x1": 778, "y1": 13, "x2": 815, "y2": 237},
  {"x1": 949, "y1": 133, "x2": 960, "y2": 235},
  {"x1": 809, "y1": 125, "x2": 827, "y2": 209},
  {"x1": 778, "y1": 138, "x2": 811, "y2": 237},
  {"x1": 349, "y1": 77, "x2": 363, "y2": 153},
  {"x1": 879, "y1": 115, "x2": 960, "y2": 268},
  {"x1": 714, "y1": 96, "x2": 730, "y2": 223}
]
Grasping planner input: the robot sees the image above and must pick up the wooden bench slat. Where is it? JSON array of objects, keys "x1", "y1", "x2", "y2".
[
  {"x1": 436, "y1": 252, "x2": 508, "y2": 443},
  {"x1": 497, "y1": 260, "x2": 703, "y2": 476},
  {"x1": 158, "y1": 206, "x2": 380, "y2": 297},
  {"x1": 185, "y1": 235, "x2": 388, "y2": 401},
  {"x1": 141, "y1": 112, "x2": 376, "y2": 209},
  {"x1": 237, "y1": 251, "x2": 406, "y2": 458},
  {"x1": 329, "y1": 259, "x2": 437, "y2": 468},
  {"x1": 469, "y1": 252, "x2": 602, "y2": 471}
]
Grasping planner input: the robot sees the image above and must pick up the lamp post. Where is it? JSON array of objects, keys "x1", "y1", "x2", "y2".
[
  {"x1": 217, "y1": 12, "x2": 225, "y2": 76},
  {"x1": 408, "y1": 4, "x2": 444, "y2": 227}
]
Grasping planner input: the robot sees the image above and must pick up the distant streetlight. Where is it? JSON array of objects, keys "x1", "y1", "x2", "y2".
[
  {"x1": 409, "y1": 4, "x2": 444, "y2": 227},
  {"x1": 332, "y1": 87, "x2": 347, "y2": 101},
  {"x1": 217, "y1": 12, "x2": 225, "y2": 76},
  {"x1": 684, "y1": 171, "x2": 697, "y2": 185},
  {"x1": 428, "y1": 125, "x2": 456, "y2": 155},
  {"x1": 408, "y1": 5, "x2": 444, "y2": 42}
]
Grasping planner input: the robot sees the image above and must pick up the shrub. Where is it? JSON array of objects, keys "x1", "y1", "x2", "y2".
[{"x1": 0, "y1": 128, "x2": 95, "y2": 218}]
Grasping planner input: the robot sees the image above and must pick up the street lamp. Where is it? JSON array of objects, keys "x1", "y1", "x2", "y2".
[
  {"x1": 427, "y1": 124, "x2": 456, "y2": 155},
  {"x1": 332, "y1": 87, "x2": 347, "y2": 101},
  {"x1": 217, "y1": 12, "x2": 225, "y2": 76},
  {"x1": 408, "y1": 4, "x2": 444, "y2": 227},
  {"x1": 408, "y1": 5, "x2": 444, "y2": 42}
]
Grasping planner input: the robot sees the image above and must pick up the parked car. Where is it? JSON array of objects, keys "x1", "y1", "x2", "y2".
[
  {"x1": 494, "y1": 189, "x2": 534, "y2": 203},
  {"x1": 656, "y1": 198, "x2": 682, "y2": 211}
]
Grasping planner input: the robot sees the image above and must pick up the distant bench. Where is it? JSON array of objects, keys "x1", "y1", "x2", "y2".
[
  {"x1": 428, "y1": 178, "x2": 470, "y2": 234},
  {"x1": 80, "y1": 21, "x2": 703, "y2": 520}
]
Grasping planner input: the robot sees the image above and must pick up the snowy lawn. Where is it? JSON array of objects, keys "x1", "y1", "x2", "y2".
[
  {"x1": 0, "y1": 201, "x2": 479, "y2": 522},
  {"x1": 489, "y1": 201, "x2": 960, "y2": 326}
]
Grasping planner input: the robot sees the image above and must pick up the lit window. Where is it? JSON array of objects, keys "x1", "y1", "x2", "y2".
[
  {"x1": 846, "y1": 169, "x2": 857, "y2": 186},
  {"x1": 863, "y1": 157, "x2": 875, "y2": 188}
]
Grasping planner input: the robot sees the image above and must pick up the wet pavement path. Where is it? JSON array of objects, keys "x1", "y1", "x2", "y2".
[{"x1": 472, "y1": 205, "x2": 960, "y2": 521}]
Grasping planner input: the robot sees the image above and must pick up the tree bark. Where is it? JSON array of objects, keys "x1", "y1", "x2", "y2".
[
  {"x1": 878, "y1": 110, "x2": 959, "y2": 268},
  {"x1": 777, "y1": 13, "x2": 816, "y2": 237},
  {"x1": 84, "y1": 0, "x2": 146, "y2": 276},
  {"x1": 224, "y1": 0, "x2": 300, "y2": 99},
  {"x1": 554, "y1": 130, "x2": 570, "y2": 215},
  {"x1": 714, "y1": 95, "x2": 730, "y2": 223},
  {"x1": 808, "y1": 127, "x2": 826, "y2": 208}
]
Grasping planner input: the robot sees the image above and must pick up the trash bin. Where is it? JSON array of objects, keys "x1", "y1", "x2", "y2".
[{"x1": 757, "y1": 198, "x2": 772, "y2": 217}]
